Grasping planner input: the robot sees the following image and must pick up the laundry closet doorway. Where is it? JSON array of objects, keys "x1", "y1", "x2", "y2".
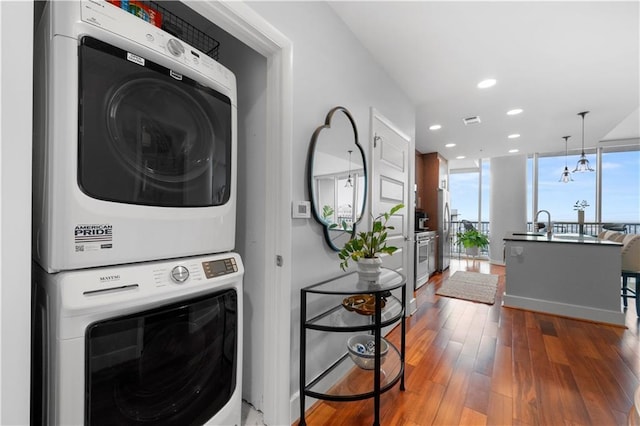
[{"x1": 165, "y1": 2, "x2": 293, "y2": 425}]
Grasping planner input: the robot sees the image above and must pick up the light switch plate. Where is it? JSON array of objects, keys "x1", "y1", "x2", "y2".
[{"x1": 292, "y1": 201, "x2": 311, "y2": 219}]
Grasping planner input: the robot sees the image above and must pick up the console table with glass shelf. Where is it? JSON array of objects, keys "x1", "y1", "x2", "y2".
[{"x1": 299, "y1": 268, "x2": 406, "y2": 426}]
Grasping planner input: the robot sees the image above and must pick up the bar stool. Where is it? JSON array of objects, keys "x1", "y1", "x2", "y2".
[
  {"x1": 619, "y1": 234, "x2": 640, "y2": 315},
  {"x1": 622, "y1": 270, "x2": 640, "y2": 314}
]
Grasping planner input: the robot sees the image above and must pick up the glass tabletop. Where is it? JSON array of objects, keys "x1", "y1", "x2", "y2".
[{"x1": 302, "y1": 268, "x2": 405, "y2": 295}]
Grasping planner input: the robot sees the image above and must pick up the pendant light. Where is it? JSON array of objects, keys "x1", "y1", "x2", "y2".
[
  {"x1": 345, "y1": 150, "x2": 353, "y2": 187},
  {"x1": 559, "y1": 136, "x2": 573, "y2": 183},
  {"x1": 573, "y1": 111, "x2": 594, "y2": 172}
]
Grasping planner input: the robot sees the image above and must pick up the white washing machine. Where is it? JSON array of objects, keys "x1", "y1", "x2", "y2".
[
  {"x1": 31, "y1": 252, "x2": 243, "y2": 426},
  {"x1": 33, "y1": 0, "x2": 238, "y2": 272}
]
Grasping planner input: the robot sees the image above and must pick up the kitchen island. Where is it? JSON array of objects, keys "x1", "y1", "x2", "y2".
[{"x1": 503, "y1": 232, "x2": 624, "y2": 326}]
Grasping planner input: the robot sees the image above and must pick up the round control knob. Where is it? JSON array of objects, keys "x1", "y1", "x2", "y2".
[
  {"x1": 167, "y1": 38, "x2": 185, "y2": 57},
  {"x1": 171, "y1": 265, "x2": 189, "y2": 283}
]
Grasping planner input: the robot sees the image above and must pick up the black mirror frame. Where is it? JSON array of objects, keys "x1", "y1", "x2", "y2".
[{"x1": 307, "y1": 106, "x2": 368, "y2": 252}]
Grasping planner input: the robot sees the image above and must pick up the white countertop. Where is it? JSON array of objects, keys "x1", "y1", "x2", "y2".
[{"x1": 504, "y1": 231, "x2": 622, "y2": 246}]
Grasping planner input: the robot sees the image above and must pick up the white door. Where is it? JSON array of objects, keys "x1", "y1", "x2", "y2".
[{"x1": 369, "y1": 108, "x2": 412, "y2": 313}]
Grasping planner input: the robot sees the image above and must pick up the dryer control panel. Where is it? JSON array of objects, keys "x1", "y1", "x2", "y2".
[{"x1": 78, "y1": 0, "x2": 234, "y2": 93}]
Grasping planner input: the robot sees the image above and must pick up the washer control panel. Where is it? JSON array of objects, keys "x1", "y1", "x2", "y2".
[{"x1": 202, "y1": 257, "x2": 238, "y2": 279}]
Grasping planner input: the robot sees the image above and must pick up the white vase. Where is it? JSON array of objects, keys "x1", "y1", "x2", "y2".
[
  {"x1": 466, "y1": 246, "x2": 479, "y2": 257},
  {"x1": 577, "y1": 210, "x2": 585, "y2": 235},
  {"x1": 357, "y1": 257, "x2": 382, "y2": 282}
]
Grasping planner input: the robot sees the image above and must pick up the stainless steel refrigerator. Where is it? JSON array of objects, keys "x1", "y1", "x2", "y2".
[{"x1": 437, "y1": 189, "x2": 451, "y2": 271}]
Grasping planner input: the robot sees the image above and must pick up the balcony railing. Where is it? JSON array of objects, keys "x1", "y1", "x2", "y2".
[
  {"x1": 450, "y1": 220, "x2": 639, "y2": 256},
  {"x1": 526, "y1": 221, "x2": 640, "y2": 235}
]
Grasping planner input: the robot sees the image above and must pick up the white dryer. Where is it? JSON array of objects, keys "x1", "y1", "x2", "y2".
[
  {"x1": 33, "y1": 0, "x2": 238, "y2": 272},
  {"x1": 31, "y1": 252, "x2": 243, "y2": 426}
]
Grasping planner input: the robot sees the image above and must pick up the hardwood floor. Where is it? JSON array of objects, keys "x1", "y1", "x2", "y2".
[{"x1": 296, "y1": 259, "x2": 640, "y2": 425}]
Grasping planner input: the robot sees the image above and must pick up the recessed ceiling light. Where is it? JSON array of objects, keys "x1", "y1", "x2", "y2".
[
  {"x1": 509, "y1": 149, "x2": 520, "y2": 153},
  {"x1": 445, "y1": 143, "x2": 456, "y2": 148},
  {"x1": 456, "y1": 155, "x2": 466, "y2": 159},
  {"x1": 477, "y1": 78, "x2": 497, "y2": 89},
  {"x1": 429, "y1": 124, "x2": 442, "y2": 131},
  {"x1": 508, "y1": 134, "x2": 521, "y2": 139},
  {"x1": 507, "y1": 108, "x2": 523, "y2": 116}
]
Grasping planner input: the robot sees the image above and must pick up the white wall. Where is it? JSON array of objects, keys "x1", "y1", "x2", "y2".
[
  {"x1": 246, "y1": 1, "x2": 415, "y2": 420},
  {"x1": 0, "y1": 2, "x2": 33, "y2": 424},
  {"x1": 489, "y1": 155, "x2": 527, "y2": 265}
]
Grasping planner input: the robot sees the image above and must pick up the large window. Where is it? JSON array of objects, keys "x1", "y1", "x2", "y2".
[
  {"x1": 537, "y1": 153, "x2": 596, "y2": 221},
  {"x1": 449, "y1": 171, "x2": 479, "y2": 223},
  {"x1": 601, "y1": 149, "x2": 640, "y2": 222},
  {"x1": 449, "y1": 159, "x2": 490, "y2": 226},
  {"x1": 527, "y1": 157, "x2": 533, "y2": 223},
  {"x1": 481, "y1": 160, "x2": 490, "y2": 223},
  {"x1": 528, "y1": 147, "x2": 639, "y2": 225}
]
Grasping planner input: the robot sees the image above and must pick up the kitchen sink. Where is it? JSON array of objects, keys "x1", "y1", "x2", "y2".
[{"x1": 553, "y1": 234, "x2": 597, "y2": 241}]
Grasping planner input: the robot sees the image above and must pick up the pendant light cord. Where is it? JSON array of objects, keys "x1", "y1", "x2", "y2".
[{"x1": 579, "y1": 111, "x2": 589, "y2": 156}]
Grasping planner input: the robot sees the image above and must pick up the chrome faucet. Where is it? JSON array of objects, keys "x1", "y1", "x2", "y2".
[{"x1": 535, "y1": 210, "x2": 552, "y2": 237}]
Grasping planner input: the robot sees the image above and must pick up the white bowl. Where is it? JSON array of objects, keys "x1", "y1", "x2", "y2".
[{"x1": 346, "y1": 334, "x2": 389, "y2": 370}]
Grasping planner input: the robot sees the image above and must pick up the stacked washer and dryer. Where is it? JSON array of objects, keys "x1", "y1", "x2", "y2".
[{"x1": 31, "y1": 1, "x2": 243, "y2": 425}]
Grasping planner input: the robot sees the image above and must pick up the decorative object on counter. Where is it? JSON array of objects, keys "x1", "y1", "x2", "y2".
[
  {"x1": 559, "y1": 136, "x2": 573, "y2": 183},
  {"x1": 455, "y1": 228, "x2": 489, "y2": 257},
  {"x1": 573, "y1": 200, "x2": 589, "y2": 211},
  {"x1": 574, "y1": 200, "x2": 590, "y2": 234},
  {"x1": 346, "y1": 335, "x2": 389, "y2": 370},
  {"x1": 338, "y1": 204, "x2": 404, "y2": 281},
  {"x1": 342, "y1": 294, "x2": 387, "y2": 315},
  {"x1": 436, "y1": 271, "x2": 499, "y2": 304},
  {"x1": 308, "y1": 106, "x2": 367, "y2": 252},
  {"x1": 573, "y1": 111, "x2": 595, "y2": 173}
]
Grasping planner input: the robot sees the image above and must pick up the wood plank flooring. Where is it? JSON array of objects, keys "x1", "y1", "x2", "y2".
[{"x1": 295, "y1": 259, "x2": 640, "y2": 425}]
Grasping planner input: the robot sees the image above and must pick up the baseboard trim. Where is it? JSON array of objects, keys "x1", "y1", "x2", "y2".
[{"x1": 502, "y1": 293, "x2": 625, "y2": 326}]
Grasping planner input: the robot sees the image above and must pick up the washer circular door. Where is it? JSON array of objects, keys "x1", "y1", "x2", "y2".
[{"x1": 86, "y1": 289, "x2": 238, "y2": 425}]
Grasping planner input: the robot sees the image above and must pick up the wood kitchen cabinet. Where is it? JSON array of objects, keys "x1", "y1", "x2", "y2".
[
  {"x1": 414, "y1": 151, "x2": 424, "y2": 210},
  {"x1": 416, "y1": 152, "x2": 448, "y2": 232}
]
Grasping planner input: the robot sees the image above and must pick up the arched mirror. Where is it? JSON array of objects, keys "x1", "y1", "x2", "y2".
[{"x1": 308, "y1": 106, "x2": 367, "y2": 251}]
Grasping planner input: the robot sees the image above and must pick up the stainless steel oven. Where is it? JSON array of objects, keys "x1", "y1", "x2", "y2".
[{"x1": 415, "y1": 231, "x2": 436, "y2": 289}]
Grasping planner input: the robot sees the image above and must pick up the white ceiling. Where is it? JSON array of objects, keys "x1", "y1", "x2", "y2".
[{"x1": 329, "y1": 1, "x2": 640, "y2": 163}]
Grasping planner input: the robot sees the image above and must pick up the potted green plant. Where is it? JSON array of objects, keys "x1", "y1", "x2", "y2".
[
  {"x1": 456, "y1": 228, "x2": 489, "y2": 257},
  {"x1": 338, "y1": 203, "x2": 404, "y2": 281}
]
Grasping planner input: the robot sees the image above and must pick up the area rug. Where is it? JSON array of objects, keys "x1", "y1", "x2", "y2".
[{"x1": 436, "y1": 271, "x2": 499, "y2": 304}]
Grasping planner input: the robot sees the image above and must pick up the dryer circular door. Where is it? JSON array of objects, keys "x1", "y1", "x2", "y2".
[
  {"x1": 106, "y1": 77, "x2": 215, "y2": 185},
  {"x1": 78, "y1": 36, "x2": 232, "y2": 207}
]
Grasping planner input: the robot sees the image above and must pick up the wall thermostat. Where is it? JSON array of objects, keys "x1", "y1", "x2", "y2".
[{"x1": 292, "y1": 201, "x2": 311, "y2": 219}]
